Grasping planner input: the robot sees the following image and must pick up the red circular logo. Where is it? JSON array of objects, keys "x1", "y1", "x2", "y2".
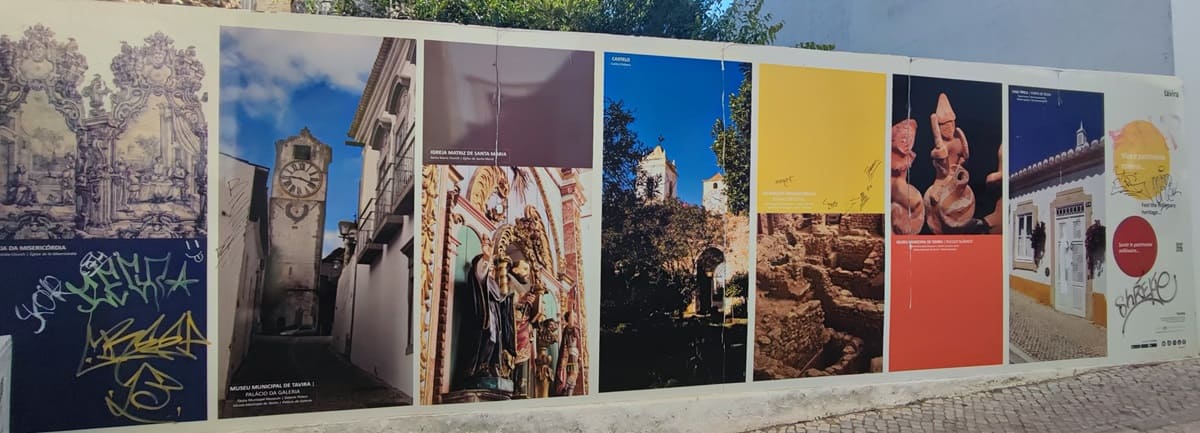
[{"x1": 1112, "y1": 216, "x2": 1157, "y2": 277}]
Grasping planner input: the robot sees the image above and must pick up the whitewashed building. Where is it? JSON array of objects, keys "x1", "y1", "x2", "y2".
[
  {"x1": 331, "y1": 36, "x2": 417, "y2": 398},
  {"x1": 1009, "y1": 124, "x2": 1106, "y2": 326},
  {"x1": 215, "y1": 153, "x2": 270, "y2": 399},
  {"x1": 702, "y1": 172, "x2": 727, "y2": 214},
  {"x1": 637, "y1": 145, "x2": 678, "y2": 201}
]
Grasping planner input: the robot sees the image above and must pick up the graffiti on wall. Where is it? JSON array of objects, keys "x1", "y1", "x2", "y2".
[{"x1": 1, "y1": 239, "x2": 209, "y2": 432}]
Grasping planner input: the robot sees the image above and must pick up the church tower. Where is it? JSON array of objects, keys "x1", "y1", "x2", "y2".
[
  {"x1": 262, "y1": 127, "x2": 333, "y2": 334},
  {"x1": 637, "y1": 145, "x2": 678, "y2": 201},
  {"x1": 702, "y1": 172, "x2": 728, "y2": 214},
  {"x1": 1076, "y1": 122, "x2": 1088, "y2": 149}
]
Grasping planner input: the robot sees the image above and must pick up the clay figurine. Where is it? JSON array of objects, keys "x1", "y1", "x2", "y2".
[
  {"x1": 923, "y1": 93, "x2": 977, "y2": 234},
  {"x1": 890, "y1": 119, "x2": 925, "y2": 234}
]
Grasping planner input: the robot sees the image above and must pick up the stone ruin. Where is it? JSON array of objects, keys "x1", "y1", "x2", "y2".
[{"x1": 754, "y1": 213, "x2": 885, "y2": 380}]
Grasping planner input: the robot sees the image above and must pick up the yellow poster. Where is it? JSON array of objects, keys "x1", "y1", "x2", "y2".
[{"x1": 757, "y1": 65, "x2": 887, "y2": 214}]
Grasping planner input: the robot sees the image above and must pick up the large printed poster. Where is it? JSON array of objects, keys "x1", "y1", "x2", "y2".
[
  {"x1": 599, "y1": 53, "x2": 750, "y2": 392},
  {"x1": 888, "y1": 75, "x2": 1005, "y2": 371},
  {"x1": 754, "y1": 65, "x2": 886, "y2": 380},
  {"x1": 217, "y1": 27, "x2": 417, "y2": 417},
  {"x1": 1007, "y1": 86, "x2": 1108, "y2": 363},
  {"x1": 419, "y1": 41, "x2": 595, "y2": 405},
  {"x1": 1102, "y1": 76, "x2": 1196, "y2": 361},
  {"x1": 0, "y1": 14, "x2": 213, "y2": 433},
  {"x1": 1, "y1": 1, "x2": 1200, "y2": 432},
  {"x1": 1, "y1": 240, "x2": 208, "y2": 432}
]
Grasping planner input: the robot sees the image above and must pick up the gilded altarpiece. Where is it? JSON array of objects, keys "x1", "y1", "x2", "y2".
[{"x1": 420, "y1": 165, "x2": 590, "y2": 404}]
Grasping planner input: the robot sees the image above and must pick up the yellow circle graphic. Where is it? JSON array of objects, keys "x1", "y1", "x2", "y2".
[{"x1": 1113, "y1": 120, "x2": 1171, "y2": 201}]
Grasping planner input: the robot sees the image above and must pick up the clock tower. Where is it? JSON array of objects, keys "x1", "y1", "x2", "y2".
[{"x1": 262, "y1": 127, "x2": 333, "y2": 334}]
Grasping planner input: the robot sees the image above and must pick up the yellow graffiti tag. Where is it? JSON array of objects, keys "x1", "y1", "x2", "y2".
[
  {"x1": 103, "y1": 362, "x2": 185, "y2": 423},
  {"x1": 77, "y1": 311, "x2": 208, "y2": 377},
  {"x1": 75, "y1": 311, "x2": 208, "y2": 423}
]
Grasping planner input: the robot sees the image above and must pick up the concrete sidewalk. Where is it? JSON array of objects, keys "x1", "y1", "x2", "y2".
[{"x1": 747, "y1": 357, "x2": 1200, "y2": 433}]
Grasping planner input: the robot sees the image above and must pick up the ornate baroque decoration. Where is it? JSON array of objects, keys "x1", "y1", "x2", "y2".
[
  {"x1": 0, "y1": 25, "x2": 87, "y2": 131},
  {"x1": 514, "y1": 205, "x2": 554, "y2": 272},
  {"x1": 109, "y1": 32, "x2": 207, "y2": 136},
  {"x1": 528, "y1": 167, "x2": 566, "y2": 274},
  {"x1": 432, "y1": 181, "x2": 465, "y2": 402},
  {"x1": 422, "y1": 165, "x2": 592, "y2": 401},
  {"x1": 419, "y1": 164, "x2": 439, "y2": 404},
  {"x1": 420, "y1": 163, "x2": 444, "y2": 403},
  {"x1": 560, "y1": 168, "x2": 589, "y2": 394},
  {"x1": 466, "y1": 165, "x2": 508, "y2": 224},
  {"x1": 116, "y1": 211, "x2": 184, "y2": 239},
  {"x1": 491, "y1": 224, "x2": 519, "y2": 262},
  {"x1": 0, "y1": 25, "x2": 208, "y2": 240}
]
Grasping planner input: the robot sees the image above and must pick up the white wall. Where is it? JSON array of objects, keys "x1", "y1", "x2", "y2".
[
  {"x1": 1171, "y1": 0, "x2": 1200, "y2": 318},
  {"x1": 348, "y1": 219, "x2": 415, "y2": 396},
  {"x1": 217, "y1": 156, "x2": 248, "y2": 397},
  {"x1": 330, "y1": 262, "x2": 359, "y2": 355},
  {"x1": 765, "y1": 0, "x2": 1174, "y2": 75},
  {"x1": 232, "y1": 225, "x2": 264, "y2": 373}
]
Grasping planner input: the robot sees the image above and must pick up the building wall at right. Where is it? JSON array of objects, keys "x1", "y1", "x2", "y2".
[
  {"x1": 764, "y1": 0, "x2": 1174, "y2": 75},
  {"x1": 1172, "y1": 0, "x2": 1200, "y2": 319}
]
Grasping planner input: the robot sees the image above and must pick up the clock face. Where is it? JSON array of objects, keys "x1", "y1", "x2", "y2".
[{"x1": 280, "y1": 160, "x2": 324, "y2": 198}]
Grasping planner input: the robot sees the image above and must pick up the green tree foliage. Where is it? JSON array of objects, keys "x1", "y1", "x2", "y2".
[
  {"x1": 723, "y1": 272, "x2": 747, "y2": 299},
  {"x1": 601, "y1": 100, "x2": 721, "y2": 320},
  {"x1": 306, "y1": 0, "x2": 783, "y2": 45},
  {"x1": 1085, "y1": 220, "x2": 1105, "y2": 278},
  {"x1": 303, "y1": 0, "x2": 808, "y2": 322},
  {"x1": 796, "y1": 41, "x2": 836, "y2": 51},
  {"x1": 601, "y1": 99, "x2": 645, "y2": 222},
  {"x1": 710, "y1": 62, "x2": 751, "y2": 215},
  {"x1": 1032, "y1": 221, "x2": 1047, "y2": 266}
]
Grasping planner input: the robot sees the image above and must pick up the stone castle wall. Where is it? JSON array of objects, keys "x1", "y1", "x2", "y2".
[
  {"x1": 755, "y1": 213, "x2": 886, "y2": 380},
  {"x1": 840, "y1": 213, "x2": 883, "y2": 235},
  {"x1": 755, "y1": 298, "x2": 827, "y2": 379}
]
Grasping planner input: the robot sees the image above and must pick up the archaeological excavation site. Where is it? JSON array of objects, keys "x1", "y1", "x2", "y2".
[{"x1": 754, "y1": 213, "x2": 886, "y2": 380}]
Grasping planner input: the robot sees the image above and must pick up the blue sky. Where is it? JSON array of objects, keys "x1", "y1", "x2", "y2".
[
  {"x1": 220, "y1": 27, "x2": 380, "y2": 256},
  {"x1": 1008, "y1": 86, "x2": 1104, "y2": 174},
  {"x1": 604, "y1": 53, "x2": 745, "y2": 205}
]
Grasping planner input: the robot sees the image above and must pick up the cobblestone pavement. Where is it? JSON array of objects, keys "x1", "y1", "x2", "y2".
[
  {"x1": 1009, "y1": 290, "x2": 1107, "y2": 362},
  {"x1": 221, "y1": 336, "x2": 412, "y2": 417},
  {"x1": 746, "y1": 357, "x2": 1200, "y2": 433}
]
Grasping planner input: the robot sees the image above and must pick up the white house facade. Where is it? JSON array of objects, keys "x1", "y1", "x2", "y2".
[
  {"x1": 332, "y1": 36, "x2": 418, "y2": 398},
  {"x1": 1009, "y1": 125, "x2": 1106, "y2": 326}
]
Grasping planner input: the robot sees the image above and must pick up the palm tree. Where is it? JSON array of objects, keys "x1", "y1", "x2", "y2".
[{"x1": 509, "y1": 166, "x2": 532, "y2": 210}]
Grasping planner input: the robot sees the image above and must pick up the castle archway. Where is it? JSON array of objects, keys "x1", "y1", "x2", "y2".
[{"x1": 695, "y1": 247, "x2": 726, "y2": 317}]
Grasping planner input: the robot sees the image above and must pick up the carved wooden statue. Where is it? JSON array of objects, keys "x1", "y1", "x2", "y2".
[
  {"x1": 454, "y1": 253, "x2": 517, "y2": 387},
  {"x1": 533, "y1": 347, "x2": 554, "y2": 398},
  {"x1": 554, "y1": 310, "x2": 581, "y2": 396}
]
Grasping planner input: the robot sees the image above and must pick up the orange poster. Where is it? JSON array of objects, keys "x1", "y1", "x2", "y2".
[
  {"x1": 888, "y1": 235, "x2": 1004, "y2": 370},
  {"x1": 888, "y1": 75, "x2": 1005, "y2": 371}
]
